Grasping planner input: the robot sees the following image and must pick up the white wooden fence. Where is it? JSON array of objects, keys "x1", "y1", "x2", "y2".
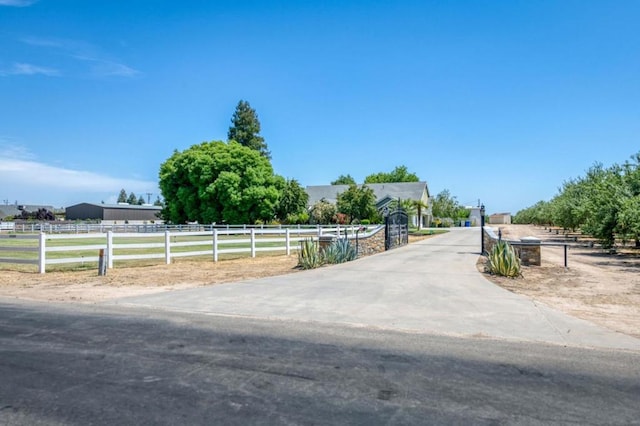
[
  {"x1": 0, "y1": 225, "x2": 381, "y2": 273},
  {"x1": 0, "y1": 222, "x2": 15, "y2": 231}
]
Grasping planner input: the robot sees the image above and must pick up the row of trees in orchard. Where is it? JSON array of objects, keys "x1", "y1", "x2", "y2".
[
  {"x1": 513, "y1": 153, "x2": 640, "y2": 248},
  {"x1": 158, "y1": 100, "x2": 432, "y2": 226}
]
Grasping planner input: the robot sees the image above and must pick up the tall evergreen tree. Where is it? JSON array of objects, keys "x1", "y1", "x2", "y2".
[
  {"x1": 227, "y1": 100, "x2": 270, "y2": 159},
  {"x1": 117, "y1": 189, "x2": 128, "y2": 203},
  {"x1": 127, "y1": 192, "x2": 138, "y2": 205},
  {"x1": 137, "y1": 195, "x2": 146, "y2": 205}
]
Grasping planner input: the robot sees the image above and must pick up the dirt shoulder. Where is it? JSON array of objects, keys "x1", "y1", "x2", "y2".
[
  {"x1": 0, "y1": 256, "x2": 301, "y2": 304},
  {"x1": 480, "y1": 224, "x2": 640, "y2": 339}
]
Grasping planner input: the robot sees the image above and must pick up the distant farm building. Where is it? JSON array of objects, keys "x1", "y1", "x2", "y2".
[
  {"x1": 489, "y1": 212, "x2": 512, "y2": 225},
  {"x1": 65, "y1": 203, "x2": 162, "y2": 223}
]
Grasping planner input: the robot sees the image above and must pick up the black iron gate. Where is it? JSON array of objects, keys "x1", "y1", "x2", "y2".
[{"x1": 385, "y1": 209, "x2": 409, "y2": 250}]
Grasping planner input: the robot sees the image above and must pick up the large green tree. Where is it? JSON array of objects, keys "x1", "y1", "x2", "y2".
[
  {"x1": 618, "y1": 196, "x2": 640, "y2": 246},
  {"x1": 227, "y1": 100, "x2": 270, "y2": 159},
  {"x1": 336, "y1": 184, "x2": 377, "y2": 223},
  {"x1": 580, "y1": 164, "x2": 625, "y2": 248},
  {"x1": 331, "y1": 174, "x2": 356, "y2": 185},
  {"x1": 431, "y1": 189, "x2": 461, "y2": 219},
  {"x1": 549, "y1": 178, "x2": 589, "y2": 231},
  {"x1": 276, "y1": 178, "x2": 309, "y2": 220},
  {"x1": 159, "y1": 141, "x2": 284, "y2": 224},
  {"x1": 364, "y1": 165, "x2": 419, "y2": 184}
]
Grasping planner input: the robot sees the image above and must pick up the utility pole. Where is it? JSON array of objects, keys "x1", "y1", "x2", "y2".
[{"x1": 146, "y1": 193, "x2": 152, "y2": 204}]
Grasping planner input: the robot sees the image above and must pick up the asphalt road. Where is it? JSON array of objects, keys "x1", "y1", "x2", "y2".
[
  {"x1": 3, "y1": 229, "x2": 640, "y2": 424},
  {"x1": 1, "y1": 301, "x2": 639, "y2": 425},
  {"x1": 113, "y1": 228, "x2": 640, "y2": 350}
]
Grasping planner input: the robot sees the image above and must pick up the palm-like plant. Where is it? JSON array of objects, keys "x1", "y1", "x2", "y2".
[
  {"x1": 297, "y1": 238, "x2": 323, "y2": 269},
  {"x1": 323, "y1": 238, "x2": 357, "y2": 264},
  {"x1": 486, "y1": 240, "x2": 521, "y2": 278}
]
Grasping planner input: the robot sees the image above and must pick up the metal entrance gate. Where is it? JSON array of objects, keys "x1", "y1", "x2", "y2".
[{"x1": 385, "y1": 209, "x2": 409, "y2": 250}]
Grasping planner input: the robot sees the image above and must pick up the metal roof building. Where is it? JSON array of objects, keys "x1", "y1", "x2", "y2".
[{"x1": 65, "y1": 203, "x2": 162, "y2": 222}]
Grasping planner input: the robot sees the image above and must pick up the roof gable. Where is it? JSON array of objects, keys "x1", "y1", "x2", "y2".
[
  {"x1": 66, "y1": 202, "x2": 162, "y2": 211},
  {"x1": 306, "y1": 181, "x2": 430, "y2": 207}
]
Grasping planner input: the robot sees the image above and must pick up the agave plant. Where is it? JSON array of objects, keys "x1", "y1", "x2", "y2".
[
  {"x1": 297, "y1": 238, "x2": 323, "y2": 269},
  {"x1": 323, "y1": 238, "x2": 357, "y2": 264},
  {"x1": 486, "y1": 240, "x2": 521, "y2": 278}
]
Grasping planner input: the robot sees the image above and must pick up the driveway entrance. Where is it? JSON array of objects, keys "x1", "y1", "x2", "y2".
[{"x1": 112, "y1": 228, "x2": 640, "y2": 350}]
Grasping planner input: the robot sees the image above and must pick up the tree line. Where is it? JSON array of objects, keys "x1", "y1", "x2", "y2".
[
  {"x1": 330, "y1": 165, "x2": 419, "y2": 186},
  {"x1": 158, "y1": 100, "x2": 433, "y2": 225},
  {"x1": 158, "y1": 100, "x2": 472, "y2": 227},
  {"x1": 513, "y1": 152, "x2": 640, "y2": 248},
  {"x1": 116, "y1": 189, "x2": 163, "y2": 206}
]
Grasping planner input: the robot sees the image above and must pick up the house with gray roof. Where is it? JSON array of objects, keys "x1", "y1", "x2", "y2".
[{"x1": 306, "y1": 181, "x2": 432, "y2": 228}]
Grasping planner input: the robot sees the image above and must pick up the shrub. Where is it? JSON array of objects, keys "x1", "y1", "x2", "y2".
[
  {"x1": 486, "y1": 240, "x2": 521, "y2": 278},
  {"x1": 297, "y1": 238, "x2": 323, "y2": 269},
  {"x1": 323, "y1": 238, "x2": 357, "y2": 264},
  {"x1": 334, "y1": 213, "x2": 348, "y2": 225},
  {"x1": 285, "y1": 212, "x2": 309, "y2": 225}
]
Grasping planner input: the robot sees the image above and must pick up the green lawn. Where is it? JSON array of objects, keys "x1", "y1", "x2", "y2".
[{"x1": 409, "y1": 229, "x2": 449, "y2": 236}]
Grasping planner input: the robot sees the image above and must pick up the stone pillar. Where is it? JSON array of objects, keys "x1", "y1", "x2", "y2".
[
  {"x1": 318, "y1": 235, "x2": 335, "y2": 253},
  {"x1": 518, "y1": 237, "x2": 541, "y2": 266}
]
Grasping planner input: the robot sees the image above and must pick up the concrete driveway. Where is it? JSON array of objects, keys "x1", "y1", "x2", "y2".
[{"x1": 111, "y1": 228, "x2": 640, "y2": 351}]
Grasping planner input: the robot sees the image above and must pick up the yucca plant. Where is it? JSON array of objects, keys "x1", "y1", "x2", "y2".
[
  {"x1": 486, "y1": 240, "x2": 521, "y2": 278},
  {"x1": 298, "y1": 238, "x2": 323, "y2": 269},
  {"x1": 323, "y1": 238, "x2": 357, "y2": 264}
]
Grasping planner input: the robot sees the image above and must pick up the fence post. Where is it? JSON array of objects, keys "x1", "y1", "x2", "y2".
[
  {"x1": 286, "y1": 229, "x2": 291, "y2": 256},
  {"x1": 107, "y1": 231, "x2": 114, "y2": 268},
  {"x1": 250, "y1": 228, "x2": 256, "y2": 258},
  {"x1": 98, "y1": 249, "x2": 106, "y2": 276},
  {"x1": 38, "y1": 232, "x2": 46, "y2": 274},
  {"x1": 165, "y1": 230, "x2": 171, "y2": 264},
  {"x1": 212, "y1": 228, "x2": 218, "y2": 262}
]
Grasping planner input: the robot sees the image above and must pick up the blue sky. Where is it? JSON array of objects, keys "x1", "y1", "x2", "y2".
[{"x1": 1, "y1": 0, "x2": 638, "y2": 214}]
